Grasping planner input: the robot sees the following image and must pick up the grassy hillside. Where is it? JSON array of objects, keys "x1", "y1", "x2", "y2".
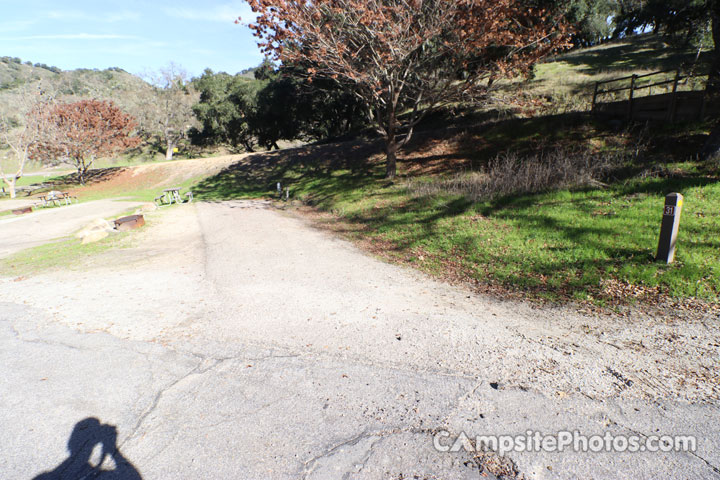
[
  {"x1": 0, "y1": 57, "x2": 153, "y2": 105},
  {"x1": 501, "y1": 34, "x2": 713, "y2": 114}
]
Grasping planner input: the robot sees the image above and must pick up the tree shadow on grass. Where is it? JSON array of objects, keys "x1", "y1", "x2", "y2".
[
  {"x1": 193, "y1": 139, "x2": 384, "y2": 202},
  {"x1": 44, "y1": 168, "x2": 127, "y2": 189}
]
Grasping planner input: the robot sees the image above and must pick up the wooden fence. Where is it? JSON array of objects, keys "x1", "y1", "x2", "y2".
[{"x1": 591, "y1": 68, "x2": 709, "y2": 122}]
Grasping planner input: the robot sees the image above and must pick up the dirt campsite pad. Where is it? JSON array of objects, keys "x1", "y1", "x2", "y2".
[{"x1": 1, "y1": 200, "x2": 718, "y2": 479}]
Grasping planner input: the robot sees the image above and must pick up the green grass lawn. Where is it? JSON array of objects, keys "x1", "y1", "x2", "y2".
[
  {"x1": 0, "y1": 234, "x2": 126, "y2": 276},
  {"x1": 71, "y1": 175, "x2": 202, "y2": 203},
  {"x1": 507, "y1": 34, "x2": 713, "y2": 113}
]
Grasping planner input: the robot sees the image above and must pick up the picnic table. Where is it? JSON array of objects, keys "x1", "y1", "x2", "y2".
[
  {"x1": 38, "y1": 191, "x2": 74, "y2": 207},
  {"x1": 155, "y1": 188, "x2": 193, "y2": 206}
]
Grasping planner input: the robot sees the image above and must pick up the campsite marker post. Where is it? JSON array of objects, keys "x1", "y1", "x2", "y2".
[{"x1": 656, "y1": 193, "x2": 683, "y2": 264}]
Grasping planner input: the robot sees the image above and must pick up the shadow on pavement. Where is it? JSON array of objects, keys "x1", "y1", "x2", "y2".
[{"x1": 33, "y1": 418, "x2": 141, "y2": 480}]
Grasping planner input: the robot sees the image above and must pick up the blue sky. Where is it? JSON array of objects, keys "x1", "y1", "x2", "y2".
[{"x1": 0, "y1": 0, "x2": 264, "y2": 77}]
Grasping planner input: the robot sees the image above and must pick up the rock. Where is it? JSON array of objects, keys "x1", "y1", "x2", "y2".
[
  {"x1": 81, "y1": 230, "x2": 109, "y2": 244},
  {"x1": 75, "y1": 218, "x2": 113, "y2": 238},
  {"x1": 76, "y1": 218, "x2": 115, "y2": 244}
]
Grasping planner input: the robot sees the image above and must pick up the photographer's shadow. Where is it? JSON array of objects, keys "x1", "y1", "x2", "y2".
[{"x1": 33, "y1": 417, "x2": 142, "y2": 480}]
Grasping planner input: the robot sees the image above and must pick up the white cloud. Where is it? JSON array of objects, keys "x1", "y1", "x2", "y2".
[
  {"x1": 45, "y1": 10, "x2": 140, "y2": 23},
  {"x1": 0, "y1": 33, "x2": 141, "y2": 41},
  {"x1": 164, "y1": 2, "x2": 257, "y2": 24}
]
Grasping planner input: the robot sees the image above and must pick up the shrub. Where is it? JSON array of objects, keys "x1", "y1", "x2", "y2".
[{"x1": 407, "y1": 148, "x2": 624, "y2": 201}]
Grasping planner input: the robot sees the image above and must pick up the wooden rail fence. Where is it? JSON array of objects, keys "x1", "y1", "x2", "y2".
[{"x1": 591, "y1": 68, "x2": 709, "y2": 122}]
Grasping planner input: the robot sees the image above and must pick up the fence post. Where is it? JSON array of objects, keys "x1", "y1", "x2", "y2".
[
  {"x1": 627, "y1": 74, "x2": 637, "y2": 121},
  {"x1": 667, "y1": 69, "x2": 681, "y2": 123},
  {"x1": 700, "y1": 90, "x2": 708, "y2": 120},
  {"x1": 592, "y1": 82, "x2": 599, "y2": 113}
]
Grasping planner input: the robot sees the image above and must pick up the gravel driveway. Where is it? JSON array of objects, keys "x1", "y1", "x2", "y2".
[{"x1": 1, "y1": 200, "x2": 718, "y2": 479}]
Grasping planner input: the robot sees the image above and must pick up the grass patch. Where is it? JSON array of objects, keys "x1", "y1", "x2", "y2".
[
  {"x1": 10, "y1": 166, "x2": 205, "y2": 204},
  {"x1": 0, "y1": 234, "x2": 127, "y2": 277},
  {"x1": 12, "y1": 174, "x2": 60, "y2": 187}
]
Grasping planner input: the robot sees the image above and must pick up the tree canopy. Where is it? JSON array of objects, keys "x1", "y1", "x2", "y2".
[
  {"x1": 30, "y1": 99, "x2": 140, "y2": 183},
  {"x1": 192, "y1": 69, "x2": 262, "y2": 152},
  {"x1": 245, "y1": 0, "x2": 571, "y2": 177}
]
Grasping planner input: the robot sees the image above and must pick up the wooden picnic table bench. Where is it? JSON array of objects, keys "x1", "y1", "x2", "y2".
[
  {"x1": 155, "y1": 188, "x2": 193, "y2": 206},
  {"x1": 38, "y1": 191, "x2": 74, "y2": 207}
]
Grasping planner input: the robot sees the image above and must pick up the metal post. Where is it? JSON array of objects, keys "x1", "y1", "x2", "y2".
[
  {"x1": 285, "y1": 187, "x2": 289, "y2": 201},
  {"x1": 656, "y1": 193, "x2": 684, "y2": 264}
]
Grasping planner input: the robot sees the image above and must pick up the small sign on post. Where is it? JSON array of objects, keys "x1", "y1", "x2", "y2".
[{"x1": 656, "y1": 193, "x2": 683, "y2": 264}]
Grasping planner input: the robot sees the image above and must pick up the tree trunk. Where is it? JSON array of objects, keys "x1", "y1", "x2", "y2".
[
  {"x1": 385, "y1": 135, "x2": 398, "y2": 179},
  {"x1": 384, "y1": 110, "x2": 399, "y2": 179},
  {"x1": 242, "y1": 140, "x2": 255, "y2": 153},
  {"x1": 702, "y1": 1, "x2": 720, "y2": 160},
  {"x1": 77, "y1": 158, "x2": 90, "y2": 184},
  {"x1": 7, "y1": 178, "x2": 17, "y2": 199},
  {"x1": 166, "y1": 140, "x2": 175, "y2": 161}
]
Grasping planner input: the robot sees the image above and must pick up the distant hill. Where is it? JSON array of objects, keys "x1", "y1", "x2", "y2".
[{"x1": 0, "y1": 56, "x2": 155, "y2": 123}]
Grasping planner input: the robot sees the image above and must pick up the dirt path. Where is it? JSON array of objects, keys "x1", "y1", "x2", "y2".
[
  {"x1": 0, "y1": 201, "x2": 718, "y2": 479},
  {"x1": 0, "y1": 199, "x2": 145, "y2": 258}
]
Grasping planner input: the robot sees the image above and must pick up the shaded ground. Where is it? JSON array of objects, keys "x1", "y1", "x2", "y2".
[{"x1": 1, "y1": 201, "x2": 718, "y2": 479}]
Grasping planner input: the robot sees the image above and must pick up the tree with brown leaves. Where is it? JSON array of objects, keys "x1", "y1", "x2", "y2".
[
  {"x1": 243, "y1": 0, "x2": 570, "y2": 178},
  {"x1": 31, "y1": 100, "x2": 141, "y2": 184}
]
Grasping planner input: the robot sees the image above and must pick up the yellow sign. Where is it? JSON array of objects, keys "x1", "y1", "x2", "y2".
[{"x1": 173, "y1": 147, "x2": 179, "y2": 153}]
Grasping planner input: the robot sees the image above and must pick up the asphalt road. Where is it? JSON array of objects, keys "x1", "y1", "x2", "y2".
[{"x1": 1, "y1": 201, "x2": 718, "y2": 479}]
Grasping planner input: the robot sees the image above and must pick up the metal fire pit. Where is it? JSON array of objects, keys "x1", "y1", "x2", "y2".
[
  {"x1": 114, "y1": 214, "x2": 145, "y2": 231},
  {"x1": 12, "y1": 206, "x2": 33, "y2": 215}
]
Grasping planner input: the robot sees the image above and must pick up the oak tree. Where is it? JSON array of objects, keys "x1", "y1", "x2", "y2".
[
  {"x1": 243, "y1": 0, "x2": 570, "y2": 177},
  {"x1": 192, "y1": 68, "x2": 262, "y2": 152},
  {"x1": 31, "y1": 99, "x2": 140, "y2": 183},
  {"x1": 143, "y1": 64, "x2": 199, "y2": 160}
]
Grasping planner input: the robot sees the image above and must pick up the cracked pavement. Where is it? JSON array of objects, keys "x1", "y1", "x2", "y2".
[{"x1": 1, "y1": 200, "x2": 719, "y2": 479}]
